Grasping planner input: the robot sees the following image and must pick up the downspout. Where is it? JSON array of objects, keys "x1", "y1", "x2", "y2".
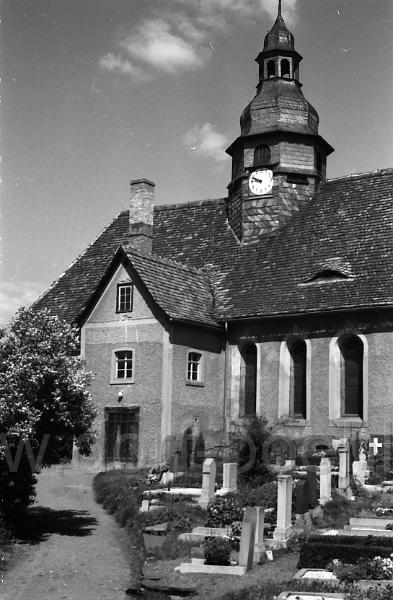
[{"x1": 223, "y1": 321, "x2": 229, "y2": 458}]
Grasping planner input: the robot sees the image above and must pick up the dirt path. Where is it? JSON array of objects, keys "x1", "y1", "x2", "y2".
[{"x1": 0, "y1": 466, "x2": 132, "y2": 600}]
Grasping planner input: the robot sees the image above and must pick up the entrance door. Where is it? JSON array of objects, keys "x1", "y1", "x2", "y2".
[{"x1": 104, "y1": 407, "x2": 139, "y2": 464}]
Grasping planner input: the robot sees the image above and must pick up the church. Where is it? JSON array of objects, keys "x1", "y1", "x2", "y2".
[{"x1": 34, "y1": 3, "x2": 393, "y2": 471}]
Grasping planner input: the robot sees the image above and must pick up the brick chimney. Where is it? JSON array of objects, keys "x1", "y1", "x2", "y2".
[{"x1": 128, "y1": 178, "x2": 155, "y2": 253}]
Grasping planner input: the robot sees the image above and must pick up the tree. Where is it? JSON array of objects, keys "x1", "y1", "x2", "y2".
[
  {"x1": 0, "y1": 307, "x2": 96, "y2": 521},
  {"x1": 235, "y1": 416, "x2": 274, "y2": 486}
]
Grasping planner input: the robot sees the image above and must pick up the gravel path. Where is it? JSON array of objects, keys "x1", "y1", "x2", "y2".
[{"x1": 0, "y1": 466, "x2": 132, "y2": 600}]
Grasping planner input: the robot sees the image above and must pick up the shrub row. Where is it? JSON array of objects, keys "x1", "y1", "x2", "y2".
[{"x1": 298, "y1": 534, "x2": 393, "y2": 569}]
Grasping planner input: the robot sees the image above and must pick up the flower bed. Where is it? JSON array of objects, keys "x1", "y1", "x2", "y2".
[{"x1": 298, "y1": 535, "x2": 393, "y2": 569}]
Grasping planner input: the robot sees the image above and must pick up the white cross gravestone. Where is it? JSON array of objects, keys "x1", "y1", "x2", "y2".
[
  {"x1": 221, "y1": 463, "x2": 237, "y2": 494},
  {"x1": 198, "y1": 458, "x2": 216, "y2": 508},
  {"x1": 272, "y1": 474, "x2": 293, "y2": 547},
  {"x1": 370, "y1": 437, "x2": 383, "y2": 456},
  {"x1": 319, "y1": 457, "x2": 332, "y2": 506}
]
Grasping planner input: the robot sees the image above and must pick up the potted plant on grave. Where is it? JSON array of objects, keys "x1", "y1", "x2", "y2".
[{"x1": 203, "y1": 537, "x2": 232, "y2": 566}]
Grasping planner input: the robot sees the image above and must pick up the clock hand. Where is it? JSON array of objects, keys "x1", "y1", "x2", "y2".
[{"x1": 252, "y1": 176, "x2": 263, "y2": 183}]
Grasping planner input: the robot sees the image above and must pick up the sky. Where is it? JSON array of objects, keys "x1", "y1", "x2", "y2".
[{"x1": 1, "y1": 0, "x2": 393, "y2": 324}]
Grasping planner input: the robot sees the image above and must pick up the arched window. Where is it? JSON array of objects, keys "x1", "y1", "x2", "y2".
[
  {"x1": 267, "y1": 60, "x2": 275, "y2": 78},
  {"x1": 239, "y1": 343, "x2": 257, "y2": 416},
  {"x1": 281, "y1": 58, "x2": 290, "y2": 78},
  {"x1": 339, "y1": 335, "x2": 363, "y2": 418},
  {"x1": 289, "y1": 339, "x2": 307, "y2": 418},
  {"x1": 254, "y1": 144, "x2": 271, "y2": 166}
]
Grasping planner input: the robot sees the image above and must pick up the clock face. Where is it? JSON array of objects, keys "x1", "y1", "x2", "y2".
[{"x1": 248, "y1": 169, "x2": 273, "y2": 195}]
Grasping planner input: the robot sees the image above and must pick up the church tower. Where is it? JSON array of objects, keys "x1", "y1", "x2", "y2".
[{"x1": 226, "y1": 0, "x2": 334, "y2": 241}]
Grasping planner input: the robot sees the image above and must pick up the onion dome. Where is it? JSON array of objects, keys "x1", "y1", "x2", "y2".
[{"x1": 263, "y1": 0, "x2": 295, "y2": 52}]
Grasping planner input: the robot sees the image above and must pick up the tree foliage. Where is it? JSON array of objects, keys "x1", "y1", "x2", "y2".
[{"x1": 0, "y1": 307, "x2": 96, "y2": 520}]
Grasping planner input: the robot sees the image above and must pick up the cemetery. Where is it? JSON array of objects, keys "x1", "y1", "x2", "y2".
[{"x1": 92, "y1": 425, "x2": 393, "y2": 599}]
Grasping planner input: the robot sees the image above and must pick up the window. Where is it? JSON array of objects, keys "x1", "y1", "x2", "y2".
[
  {"x1": 315, "y1": 151, "x2": 322, "y2": 173},
  {"x1": 289, "y1": 340, "x2": 307, "y2": 418},
  {"x1": 267, "y1": 60, "x2": 275, "y2": 77},
  {"x1": 281, "y1": 58, "x2": 290, "y2": 78},
  {"x1": 329, "y1": 334, "x2": 368, "y2": 424},
  {"x1": 111, "y1": 349, "x2": 134, "y2": 383},
  {"x1": 187, "y1": 352, "x2": 202, "y2": 382},
  {"x1": 254, "y1": 144, "x2": 271, "y2": 166},
  {"x1": 117, "y1": 283, "x2": 133, "y2": 313},
  {"x1": 104, "y1": 407, "x2": 139, "y2": 464},
  {"x1": 339, "y1": 335, "x2": 363, "y2": 418},
  {"x1": 279, "y1": 339, "x2": 310, "y2": 421},
  {"x1": 239, "y1": 343, "x2": 257, "y2": 416}
]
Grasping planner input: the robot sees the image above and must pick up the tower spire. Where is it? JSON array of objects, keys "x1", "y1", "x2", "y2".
[{"x1": 278, "y1": 0, "x2": 282, "y2": 18}]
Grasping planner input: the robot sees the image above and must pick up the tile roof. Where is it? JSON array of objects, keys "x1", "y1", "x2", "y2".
[
  {"x1": 34, "y1": 168, "x2": 393, "y2": 325},
  {"x1": 125, "y1": 249, "x2": 218, "y2": 327}
]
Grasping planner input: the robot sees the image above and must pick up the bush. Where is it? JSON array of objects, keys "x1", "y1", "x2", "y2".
[
  {"x1": 321, "y1": 489, "x2": 351, "y2": 527},
  {"x1": 235, "y1": 417, "x2": 273, "y2": 487},
  {"x1": 298, "y1": 534, "x2": 393, "y2": 569},
  {"x1": 205, "y1": 493, "x2": 244, "y2": 528},
  {"x1": 345, "y1": 586, "x2": 393, "y2": 600},
  {"x1": 204, "y1": 537, "x2": 231, "y2": 565}
]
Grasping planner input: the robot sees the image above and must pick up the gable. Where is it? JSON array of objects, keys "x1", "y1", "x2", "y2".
[{"x1": 87, "y1": 264, "x2": 155, "y2": 324}]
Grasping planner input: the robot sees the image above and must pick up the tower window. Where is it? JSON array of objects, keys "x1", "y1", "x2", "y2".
[
  {"x1": 254, "y1": 144, "x2": 271, "y2": 166},
  {"x1": 267, "y1": 60, "x2": 275, "y2": 78},
  {"x1": 316, "y1": 151, "x2": 322, "y2": 173},
  {"x1": 281, "y1": 59, "x2": 290, "y2": 78}
]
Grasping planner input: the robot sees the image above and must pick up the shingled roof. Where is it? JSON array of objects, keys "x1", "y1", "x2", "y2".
[{"x1": 34, "y1": 168, "x2": 393, "y2": 325}]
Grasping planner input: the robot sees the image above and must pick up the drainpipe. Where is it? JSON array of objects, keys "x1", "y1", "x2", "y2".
[{"x1": 223, "y1": 321, "x2": 229, "y2": 458}]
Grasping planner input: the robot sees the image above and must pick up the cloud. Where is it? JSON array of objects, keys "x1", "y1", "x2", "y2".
[
  {"x1": 183, "y1": 123, "x2": 230, "y2": 163},
  {"x1": 0, "y1": 281, "x2": 46, "y2": 325},
  {"x1": 120, "y1": 19, "x2": 209, "y2": 74},
  {"x1": 99, "y1": 0, "x2": 299, "y2": 82},
  {"x1": 99, "y1": 53, "x2": 153, "y2": 82}
]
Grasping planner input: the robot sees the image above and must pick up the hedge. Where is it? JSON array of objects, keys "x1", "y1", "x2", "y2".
[{"x1": 298, "y1": 535, "x2": 393, "y2": 569}]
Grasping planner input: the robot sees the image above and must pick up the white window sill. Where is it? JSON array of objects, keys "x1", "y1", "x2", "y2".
[
  {"x1": 185, "y1": 380, "x2": 204, "y2": 387},
  {"x1": 285, "y1": 419, "x2": 310, "y2": 427},
  {"x1": 110, "y1": 379, "x2": 134, "y2": 385},
  {"x1": 330, "y1": 418, "x2": 365, "y2": 428}
]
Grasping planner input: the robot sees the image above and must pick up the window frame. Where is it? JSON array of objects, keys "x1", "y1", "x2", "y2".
[
  {"x1": 110, "y1": 347, "x2": 135, "y2": 384},
  {"x1": 116, "y1": 283, "x2": 134, "y2": 313},
  {"x1": 278, "y1": 338, "x2": 311, "y2": 423},
  {"x1": 186, "y1": 350, "x2": 204, "y2": 386},
  {"x1": 329, "y1": 334, "x2": 368, "y2": 426}
]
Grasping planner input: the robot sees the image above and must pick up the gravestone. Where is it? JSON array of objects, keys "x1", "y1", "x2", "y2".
[
  {"x1": 140, "y1": 499, "x2": 150, "y2": 512},
  {"x1": 243, "y1": 506, "x2": 265, "y2": 564},
  {"x1": 295, "y1": 480, "x2": 309, "y2": 515},
  {"x1": 338, "y1": 438, "x2": 351, "y2": 497},
  {"x1": 306, "y1": 467, "x2": 318, "y2": 508},
  {"x1": 238, "y1": 514, "x2": 256, "y2": 571},
  {"x1": 272, "y1": 474, "x2": 293, "y2": 547},
  {"x1": 352, "y1": 443, "x2": 369, "y2": 486},
  {"x1": 319, "y1": 457, "x2": 332, "y2": 505},
  {"x1": 222, "y1": 463, "x2": 237, "y2": 493},
  {"x1": 161, "y1": 471, "x2": 174, "y2": 486},
  {"x1": 198, "y1": 458, "x2": 216, "y2": 508}
]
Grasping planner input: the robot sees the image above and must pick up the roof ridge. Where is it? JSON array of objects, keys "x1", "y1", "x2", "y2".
[
  {"x1": 327, "y1": 167, "x2": 393, "y2": 183},
  {"x1": 154, "y1": 197, "x2": 226, "y2": 210},
  {"x1": 125, "y1": 246, "x2": 206, "y2": 276}
]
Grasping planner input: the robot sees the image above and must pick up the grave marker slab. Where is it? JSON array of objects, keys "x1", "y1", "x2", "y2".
[
  {"x1": 272, "y1": 474, "x2": 293, "y2": 547},
  {"x1": 222, "y1": 463, "x2": 237, "y2": 493},
  {"x1": 198, "y1": 458, "x2": 216, "y2": 508},
  {"x1": 319, "y1": 457, "x2": 332, "y2": 505}
]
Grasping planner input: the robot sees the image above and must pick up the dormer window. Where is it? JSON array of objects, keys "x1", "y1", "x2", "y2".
[
  {"x1": 308, "y1": 269, "x2": 349, "y2": 283},
  {"x1": 254, "y1": 144, "x2": 271, "y2": 166},
  {"x1": 117, "y1": 283, "x2": 133, "y2": 313}
]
